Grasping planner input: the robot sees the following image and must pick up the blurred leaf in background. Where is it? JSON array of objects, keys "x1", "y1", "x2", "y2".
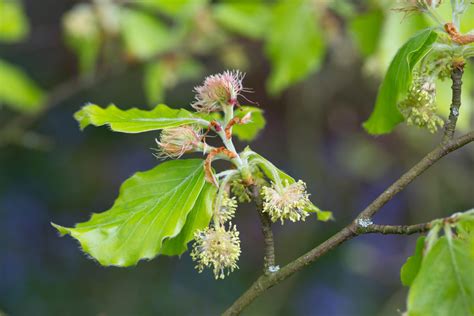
[
  {"x1": 144, "y1": 57, "x2": 203, "y2": 106},
  {"x1": 120, "y1": 8, "x2": 176, "y2": 61},
  {"x1": 0, "y1": 58, "x2": 44, "y2": 113},
  {"x1": 0, "y1": 0, "x2": 44, "y2": 113},
  {"x1": 265, "y1": 0, "x2": 325, "y2": 94},
  {"x1": 213, "y1": 2, "x2": 270, "y2": 40},
  {"x1": 62, "y1": 3, "x2": 102, "y2": 75},
  {"x1": 0, "y1": 0, "x2": 29, "y2": 42}
]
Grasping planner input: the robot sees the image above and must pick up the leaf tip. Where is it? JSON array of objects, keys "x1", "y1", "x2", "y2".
[{"x1": 51, "y1": 222, "x2": 70, "y2": 236}]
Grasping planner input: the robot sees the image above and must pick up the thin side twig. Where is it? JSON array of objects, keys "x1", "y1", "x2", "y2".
[{"x1": 360, "y1": 223, "x2": 432, "y2": 235}]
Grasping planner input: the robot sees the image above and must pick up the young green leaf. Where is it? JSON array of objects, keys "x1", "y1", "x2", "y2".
[
  {"x1": 0, "y1": 0, "x2": 29, "y2": 43},
  {"x1": 247, "y1": 150, "x2": 295, "y2": 184},
  {"x1": 248, "y1": 151, "x2": 332, "y2": 221},
  {"x1": 363, "y1": 29, "x2": 438, "y2": 134},
  {"x1": 0, "y1": 59, "x2": 44, "y2": 113},
  {"x1": 400, "y1": 236, "x2": 425, "y2": 286},
  {"x1": 52, "y1": 159, "x2": 206, "y2": 267},
  {"x1": 232, "y1": 106, "x2": 266, "y2": 141},
  {"x1": 406, "y1": 235, "x2": 474, "y2": 316},
  {"x1": 265, "y1": 0, "x2": 325, "y2": 94},
  {"x1": 161, "y1": 184, "x2": 217, "y2": 256},
  {"x1": 74, "y1": 103, "x2": 210, "y2": 133}
]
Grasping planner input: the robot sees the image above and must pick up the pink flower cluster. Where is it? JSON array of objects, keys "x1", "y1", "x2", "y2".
[{"x1": 192, "y1": 70, "x2": 249, "y2": 112}]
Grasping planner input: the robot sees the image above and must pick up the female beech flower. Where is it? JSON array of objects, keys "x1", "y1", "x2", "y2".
[
  {"x1": 261, "y1": 180, "x2": 311, "y2": 224},
  {"x1": 215, "y1": 192, "x2": 238, "y2": 224},
  {"x1": 155, "y1": 125, "x2": 203, "y2": 159},
  {"x1": 191, "y1": 224, "x2": 241, "y2": 279},
  {"x1": 191, "y1": 70, "x2": 248, "y2": 112}
]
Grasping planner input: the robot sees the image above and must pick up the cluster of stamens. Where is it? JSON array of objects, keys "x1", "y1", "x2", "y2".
[
  {"x1": 214, "y1": 191, "x2": 238, "y2": 224},
  {"x1": 398, "y1": 75, "x2": 444, "y2": 133},
  {"x1": 191, "y1": 224, "x2": 241, "y2": 279},
  {"x1": 261, "y1": 180, "x2": 311, "y2": 224}
]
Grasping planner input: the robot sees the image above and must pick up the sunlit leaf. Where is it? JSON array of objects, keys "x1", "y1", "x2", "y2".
[
  {"x1": 265, "y1": 0, "x2": 325, "y2": 94},
  {"x1": 0, "y1": 0, "x2": 29, "y2": 43},
  {"x1": 407, "y1": 235, "x2": 474, "y2": 315},
  {"x1": 363, "y1": 28, "x2": 438, "y2": 134},
  {"x1": 161, "y1": 184, "x2": 217, "y2": 256},
  {"x1": 52, "y1": 159, "x2": 206, "y2": 266},
  {"x1": 0, "y1": 59, "x2": 44, "y2": 113},
  {"x1": 74, "y1": 103, "x2": 210, "y2": 133}
]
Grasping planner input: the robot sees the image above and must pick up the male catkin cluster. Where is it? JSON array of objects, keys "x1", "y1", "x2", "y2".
[
  {"x1": 261, "y1": 180, "x2": 311, "y2": 224},
  {"x1": 191, "y1": 225, "x2": 241, "y2": 279},
  {"x1": 398, "y1": 75, "x2": 444, "y2": 133}
]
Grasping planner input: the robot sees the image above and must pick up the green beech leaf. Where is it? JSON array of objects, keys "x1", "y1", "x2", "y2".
[
  {"x1": 213, "y1": 3, "x2": 270, "y2": 39},
  {"x1": 0, "y1": 59, "x2": 44, "y2": 113},
  {"x1": 400, "y1": 236, "x2": 425, "y2": 286},
  {"x1": 0, "y1": 0, "x2": 29, "y2": 43},
  {"x1": 120, "y1": 8, "x2": 175, "y2": 60},
  {"x1": 248, "y1": 151, "x2": 332, "y2": 221},
  {"x1": 247, "y1": 150, "x2": 294, "y2": 184},
  {"x1": 52, "y1": 159, "x2": 206, "y2": 266},
  {"x1": 161, "y1": 184, "x2": 217, "y2": 256},
  {"x1": 232, "y1": 106, "x2": 266, "y2": 141},
  {"x1": 363, "y1": 28, "x2": 438, "y2": 134},
  {"x1": 407, "y1": 235, "x2": 474, "y2": 316},
  {"x1": 74, "y1": 103, "x2": 210, "y2": 133},
  {"x1": 265, "y1": 0, "x2": 325, "y2": 94}
]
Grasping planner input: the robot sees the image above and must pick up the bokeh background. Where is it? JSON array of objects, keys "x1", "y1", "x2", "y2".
[{"x1": 1, "y1": 0, "x2": 473, "y2": 315}]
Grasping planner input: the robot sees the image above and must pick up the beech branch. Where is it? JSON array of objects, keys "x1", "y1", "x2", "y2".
[
  {"x1": 223, "y1": 131, "x2": 474, "y2": 316},
  {"x1": 442, "y1": 62, "x2": 464, "y2": 142},
  {"x1": 251, "y1": 185, "x2": 276, "y2": 273}
]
